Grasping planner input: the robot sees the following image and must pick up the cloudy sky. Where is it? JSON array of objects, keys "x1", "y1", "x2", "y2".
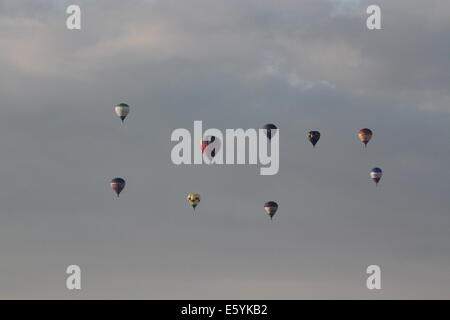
[{"x1": 0, "y1": 0, "x2": 449, "y2": 299}]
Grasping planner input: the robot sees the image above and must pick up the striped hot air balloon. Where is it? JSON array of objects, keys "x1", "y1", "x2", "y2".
[{"x1": 358, "y1": 128, "x2": 373, "y2": 147}]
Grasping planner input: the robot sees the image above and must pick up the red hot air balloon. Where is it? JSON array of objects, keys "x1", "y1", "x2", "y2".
[
  {"x1": 200, "y1": 135, "x2": 221, "y2": 161},
  {"x1": 200, "y1": 136, "x2": 215, "y2": 153},
  {"x1": 110, "y1": 178, "x2": 126, "y2": 197},
  {"x1": 358, "y1": 128, "x2": 373, "y2": 147}
]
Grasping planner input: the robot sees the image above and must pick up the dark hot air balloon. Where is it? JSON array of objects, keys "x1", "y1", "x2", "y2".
[
  {"x1": 263, "y1": 123, "x2": 278, "y2": 141},
  {"x1": 264, "y1": 201, "x2": 278, "y2": 220},
  {"x1": 110, "y1": 177, "x2": 126, "y2": 197},
  {"x1": 308, "y1": 131, "x2": 321, "y2": 147}
]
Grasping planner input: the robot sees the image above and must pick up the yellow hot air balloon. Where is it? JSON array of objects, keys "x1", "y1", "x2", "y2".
[{"x1": 187, "y1": 193, "x2": 201, "y2": 210}]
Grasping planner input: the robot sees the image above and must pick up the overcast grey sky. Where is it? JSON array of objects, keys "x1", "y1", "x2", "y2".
[{"x1": 0, "y1": 0, "x2": 449, "y2": 299}]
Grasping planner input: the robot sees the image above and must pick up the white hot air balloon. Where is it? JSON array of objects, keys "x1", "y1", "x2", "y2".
[{"x1": 115, "y1": 103, "x2": 130, "y2": 123}]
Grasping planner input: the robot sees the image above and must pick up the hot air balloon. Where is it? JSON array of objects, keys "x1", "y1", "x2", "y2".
[
  {"x1": 200, "y1": 135, "x2": 221, "y2": 161},
  {"x1": 263, "y1": 123, "x2": 277, "y2": 141},
  {"x1": 264, "y1": 201, "x2": 278, "y2": 220},
  {"x1": 187, "y1": 194, "x2": 201, "y2": 210},
  {"x1": 308, "y1": 131, "x2": 321, "y2": 147},
  {"x1": 110, "y1": 177, "x2": 126, "y2": 197},
  {"x1": 115, "y1": 103, "x2": 130, "y2": 123},
  {"x1": 358, "y1": 128, "x2": 373, "y2": 147},
  {"x1": 370, "y1": 168, "x2": 382, "y2": 185}
]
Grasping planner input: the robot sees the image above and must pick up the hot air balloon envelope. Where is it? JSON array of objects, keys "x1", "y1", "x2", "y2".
[
  {"x1": 308, "y1": 131, "x2": 321, "y2": 147},
  {"x1": 111, "y1": 177, "x2": 126, "y2": 197},
  {"x1": 264, "y1": 201, "x2": 278, "y2": 219},
  {"x1": 115, "y1": 103, "x2": 130, "y2": 123},
  {"x1": 263, "y1": 123, "x2": 278, "y2": 140},
  {"x1": 187, "y1": 194, "x2": 201, "y2": 210},
  {"x1": 370, "y1": 168, "x2": 382, "y2": 184},
  {"x1": 358, "y1": 128, "x2": 373, "y2": 146},
  {"x1": 200, "y1": 136, "x2": 221, "y2": 161}
]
